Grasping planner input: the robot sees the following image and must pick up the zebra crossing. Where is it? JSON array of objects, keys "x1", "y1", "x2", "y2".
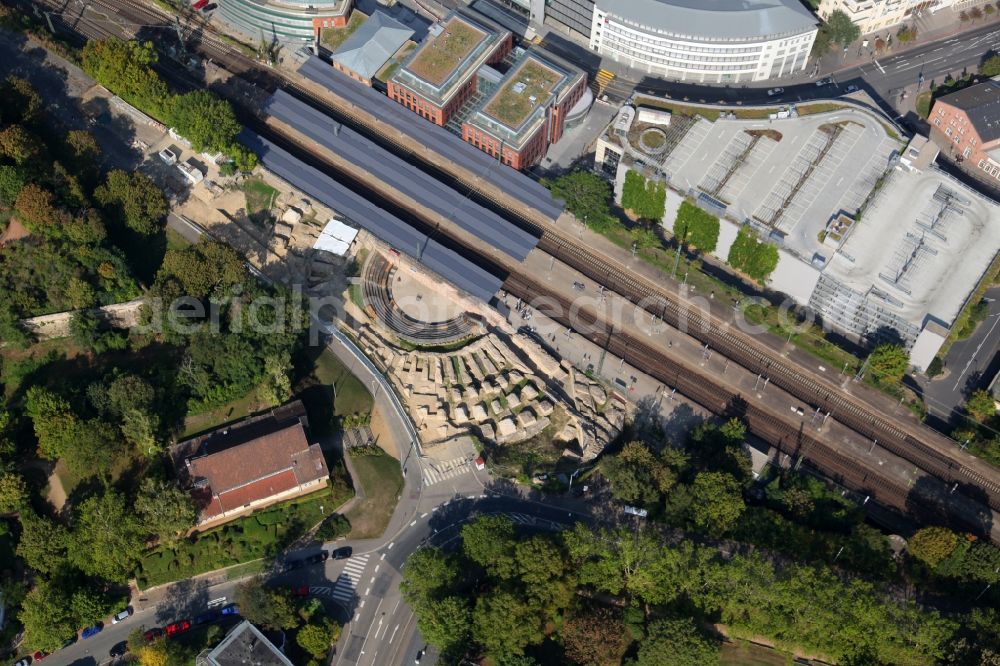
[
  {"x1": 329, "y1": 553, "x2": 370, "y2": 606},
  {"x1": 422, "y1": 456, "x2": 474, "y2": 486}
]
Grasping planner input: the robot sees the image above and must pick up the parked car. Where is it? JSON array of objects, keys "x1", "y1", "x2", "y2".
[
  {"x1": 190, "y1": 0, "x2": 208, "y2": 9},
  {"x1": 81, "y1": 623, "x2": 104, "y2": 639},
  {"x1": 60, "y1": 636, "x2": 77, "y2": 650},
  {"x1": 283, "y1": 558, "x2": 304, "y2": 572},
  {"x1": 845, "y1": 84, "x2": 859, "y2": 93},
  {"x1": 32, "y1": 652, "x2": 48, "y2": 661},
  {"x1": 220, "y1": 603, "x2": 240, "y2": 616},
  {"x1": 109, "y1": 641, "x2": 128, "y2": 658},
  {"x1": 290, "y1": 586, "x2": 310, "y2": 597},
  {"x1": 201, "y1": 2, "x2": 217, "y2": 11},
  {"x1": 767, "y1": 87, "x2": 784, "y2": 96},
  {"x1": 194, "y1": 611, "x2": 219, "y2": 626},
  {"x1": 13, "y1": 657, "x2": 31, "y2": 666},
  {"x1": 332, "y1": 547, "x2": 352, "y2": 560},
  {"x1": 815, "y1": 77, "x2": 833, "y2": 87},
  {"x1": 111, "y1": 607, "x2": 132, "y2": 624},
  {"x1": 143, "y1": 628, "x2": 164, "y2": 642},
  {"x1": 165, "y1": 620, "x2": 191, "y2": 636}
]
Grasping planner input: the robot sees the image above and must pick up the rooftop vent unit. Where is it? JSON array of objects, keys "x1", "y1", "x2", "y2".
[{"x1": 512, "y1": 81, "x2": 526, "y2": 93}]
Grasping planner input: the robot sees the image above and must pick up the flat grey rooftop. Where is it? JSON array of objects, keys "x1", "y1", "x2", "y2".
[
  {"x1": 823, "y1": 167, "x2": 1000, "y2": 329},
  {"x1": 595, "y1": 0, "x2": 817, "y2": 40},
  {"x1": 661, "y1": 109, "x2": 900, "y2": 263},
  {"x1": 238, "y1": 129, "x2": 504, "y2": 303},
  {"x1": 265, "y1": 89, "x2": 539, "y2": 262},
  {"x1": 296, "y1": 56, "x2": 565, "y2": 222}
]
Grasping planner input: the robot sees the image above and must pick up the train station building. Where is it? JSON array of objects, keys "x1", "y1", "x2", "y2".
[
  {"x1": 219, "y1": 0, "x2": 352, "y2": 43},
  {"x1": 387, "y1": 10, "x2": 512, "y2": 126}
]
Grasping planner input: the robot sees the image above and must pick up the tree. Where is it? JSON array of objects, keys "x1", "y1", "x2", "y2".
[
  {"x1": 14, "y1": 184, "x2": 65, "y2": 232},
  {"x1": 19, "y1": 581, "x2": 77, "y2": 650},
  {"x1": 0, "y1": 125, "x2": 43, "y2": 165},
  {"x1": 984, "y1": 54, "x2": 1000, "y2": 77},
  {"x1": 960, "y1": 10, "x2": 971, "y2": 23},
  {"x1": 135, "y1": 478, "x2": 197, "y2": 544},
  {"x1": 621, "y1": 170, "x2": 666, "y2": 221},
  {"x1": 897, "y1": 25, "x2": 918, "y2": 44},
  {"x1": 673, "y1": 201, "x2": 720, "y2": 253},
  {"x1": 415, "y1": 596, "x2": 472, "y2": 655},
  {"x1": 168, "y1": 90, "x2": 242, "y2": 154},
  {"x1": 689, "y1": 472, "x2": 745, "y2": 536},
  {"x1": 461, "y1": 514, "x2": 518, "y2": 579},
  {"x1": 24, "y1": 387, "x2": 79, "y2": 461},
  {"x1": 296, "y1": 618, "x2": 340, "y2": 660},
  {"x1": 16, "y1": 511, "x2": 70, "y2": 575},
  {"x1": 81, "y1": 39, "x2": 172, "y2": 121},
  {"x1": 909, "y1": 526, "x2": 962, "y2": 569},
  {"x1": 235, "y1": 578, "x2": 298, "y2": 630},
  {"x1": 811, "y1": 27, "x2": 833, "y2": 58},
  {"x1": 70, "y1": 491, "x2": 145, "y2": 581},
  {"x1": 987, "y1": 4, "x2": 997, "y2": 16},
  {"x1": 135, "y1": 641, "x2": 170, "y2": 666},
  {"x1": 971, "y1": 6, "x2": 984, "y2": 21},
  {"x1": 544, "y1": 170, "x2": 614, "y2": 227},
  {"x1": 153, "y1": 239, "x2": 248, "y2": 300},
  {"x1": 966, "y1": 389, "x2": 997, "y2": 422},
  {"x1": 0, "y1": 164, "x2": 25, "y2": 207},
  {"x1": 727, "y1": 226, "x2": 779, "y2": 282},
  {"x1": 602, "y1": 441, "x2": 676, "y2": 508},
  {"x1": 629, "y1": 617, "x2": 721, "y2": 666},
  {"x1": 826, "y1": 10, "x2": 861, "y2": 45},
  {"x1": 562, "y1": 609, "x2": 630, "y2": 666},
  {"x1": 867, "y1": 343, "x2": 909, "y2": 384},
  {"x1": 472, "y1": 590, "x2": 543, "y2": 659},
  {"x1": 514, "y1": 535, "x2": 566, "y2": 587},
  {"x1": 94, "y1": 170, "x2": 168, "y2": 235},
  {"x1": 2, "y1": 76, "x2": 42, "y2": 125},
  {"x1": 0, "y1": 471, "x2": 27, "y2": 513},
  {"x1": 400, "y1": 546, "x2": 457, "y2": 604}
]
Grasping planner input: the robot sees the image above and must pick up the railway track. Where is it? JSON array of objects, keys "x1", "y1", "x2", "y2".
[
  {"x1": 32, "y1": 0, "x2": 1000, "y2": 527},
  {"x1": 503, "y1": 273, "x2": 978, "y2": 534}
]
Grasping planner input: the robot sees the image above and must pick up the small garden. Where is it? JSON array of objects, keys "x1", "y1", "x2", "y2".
[{"x1": 343, "y1": 446, "x2": 404, "y2": 539}]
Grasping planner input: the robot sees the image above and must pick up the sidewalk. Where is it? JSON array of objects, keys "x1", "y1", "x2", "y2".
[{"x1": 811, "y1": 8, "x2": 1000, "y2": 81}]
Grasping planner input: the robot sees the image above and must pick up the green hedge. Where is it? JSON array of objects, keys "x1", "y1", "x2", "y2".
[
  {"x1": 727, "y1": 226, "x2": 779, "y2": 282},
  {"x1": 673, "y1": 201, "x2": 720, "y2": 253},
  {"x1": 621, "y1": 170, "x2": 666, "y2": 220}
]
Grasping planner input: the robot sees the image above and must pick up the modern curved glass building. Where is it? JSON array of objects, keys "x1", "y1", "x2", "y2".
[
  {"x1": 219, "y1": 0, "x2": 352, "y2": 43},
  {"x1": 589, "y1": 0, "x2": 818, "y2": 83}
]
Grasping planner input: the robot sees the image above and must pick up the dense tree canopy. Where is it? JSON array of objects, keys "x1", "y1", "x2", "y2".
[
  {"x1": 868, "y1": 343, "x2": 909, "y2": 384},
  {"x1": 94, "y1": 170, "x2": 169, "y2": 235}
]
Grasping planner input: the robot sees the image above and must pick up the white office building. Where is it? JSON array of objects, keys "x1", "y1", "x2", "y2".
[{"x1": 589, "y1": 0, "x2": 819, "y2": 83}]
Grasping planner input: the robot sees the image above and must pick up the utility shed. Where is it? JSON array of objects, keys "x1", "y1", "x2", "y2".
[{"x1": 314, "y1": 217, "x2": 359, "y2": 256}]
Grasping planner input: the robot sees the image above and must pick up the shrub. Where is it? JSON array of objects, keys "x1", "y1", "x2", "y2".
[{"x1": 316, "y1": 514, "x2": 351, "y2": 541}]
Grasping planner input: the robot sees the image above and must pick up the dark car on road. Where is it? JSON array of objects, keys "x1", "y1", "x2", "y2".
[
  {"x1": 194, "y1": 611, "x2": 219, "y2": 626},
  {"x1": 143, "y1": 627, "x2": 164, "y2": 642},
  {"x1": 220, "y1": 604, "x2": 240, "y2": 616},
  {"x1": 290, "y1": 585, "x2": 310, "y2": 597},
  {"x1": 109, "y1": 641, "x2": 128, "y2": 658},
  {"x1": 60, "y1": 636, "x2": 77, "y2": 650},
  {"x1": 81, "y1": 623, "x2": 103, "y2": 639},
  {"x1": 332, "y1": 546, "x2": 352, "y2": 560}
]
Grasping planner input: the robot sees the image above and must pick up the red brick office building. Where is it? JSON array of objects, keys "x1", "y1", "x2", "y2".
[
  {"x1": 386, "y1": 10, "x2": 511, "y2": 126},
  {"x1": 929, "y1": 79, "x2": 1000, "y2": 185}
]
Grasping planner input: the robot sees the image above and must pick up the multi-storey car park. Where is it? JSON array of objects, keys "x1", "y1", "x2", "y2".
[
  {"x1": 589, "y1": 0, "x2": 819, "y2": 83},
  {"x1": 462, "y1": 50, "x2": 587, "y2": 169},
  {"x1": 387, "y1": 10, "x2": 512, "y2": 126},
  {"x1": 33, "y1": 0, "x2": 1000, "y2": 543},
  {"x1": 218, "y1": 0, "x2": 352, "y2": 43}
]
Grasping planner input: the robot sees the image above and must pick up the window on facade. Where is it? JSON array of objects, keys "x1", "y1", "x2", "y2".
[
  {"x1": 964, "y1": 147, "x2": 972, "y2": 158},
  {"x1": 945, "y1": 127, "x2": 952, "y2": 136}
]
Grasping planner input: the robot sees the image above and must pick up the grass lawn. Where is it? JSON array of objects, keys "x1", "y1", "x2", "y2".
[
  {"x1": 797, "y1": 102, "x2": 847, "y2": 116},
  {"x1": 165, "y1": 227, "x2": 191, "y2": 250},
  {"x1": 916, "y1": 90, "x2": 933, "y2": 118},
  {"x1": 242, "y1": 177, "x2": 279, "y2": 218},
  {"x1": 320, "y1": 11, "x2": 367, "y2": 52},
  {"x1": 634, "y1": 96, "x2": 775, "y2": 120},
  {"x1": 721, "y1": 640, "x2": 796, "y2": 665},
  {"x1": 344, "y1": 452, "x2": 403, "y2": 539},
  {"x1": 182, "y1": 384, "x2": 265, "y2": 438},
  {"x1": 313, "y1": 347, "x2": 373, "y2": 417},
  {"x1": 295, "y1": 347, "x2": 374, "y2": 437},
  {"x1": 135, "y1": 484, "x2": 353, "y2": 589},
  {"x1": 348, "y1": 283, "x2": 365, "y2": 309}
]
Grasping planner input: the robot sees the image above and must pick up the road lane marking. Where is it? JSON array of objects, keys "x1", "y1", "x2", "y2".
[
  {"x1": 420, "y1": 512, "x2": 428, "y2": 518},
  {"x1": 374, "y1": 564, "x2": 380, "y2": 573},
  {"x1": 389, "y1": 624, "x2": 400, "y2": 644},
  {"x1": 388, "y1": 541, "x2": 395, "y2": 549},
  {"x1": 381, "y1": 553, "x2": 386, "y2": 560},
  {"x1": 410, "y1": 520, "x2": 417, "y2": 526}
]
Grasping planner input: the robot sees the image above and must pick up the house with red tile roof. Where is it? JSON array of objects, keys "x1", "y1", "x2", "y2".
[{"x1": 172, "y1": 401, "x2": 329, "y2": 527}]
